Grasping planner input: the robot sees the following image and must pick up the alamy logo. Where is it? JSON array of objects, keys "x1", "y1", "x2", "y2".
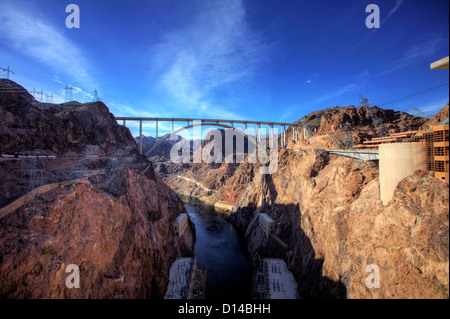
[
  {"x1": 66, "y1": 4, "x2": 80, "y2": 29},
  {"x1": 365, "y1": 264, "x2": 380, "y2": 289},
  {"x1": 365, "y1": 4, "x2": 380, "y2": 29},
  {"x1": 65, "y1": 264, "x2": 80, "y2": 288},
  {"x1": 168, "y1": 122, "x2": 279, "y2": 174}
]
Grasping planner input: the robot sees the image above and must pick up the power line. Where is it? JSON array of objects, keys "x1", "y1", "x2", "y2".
[{"x1": 378, "y1": 82, "x2": 449, "y2": 107}]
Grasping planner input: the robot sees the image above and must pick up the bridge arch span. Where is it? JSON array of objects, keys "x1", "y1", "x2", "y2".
[{"x1": 145, "y1": 122, "x2": 267, "y2": 158}]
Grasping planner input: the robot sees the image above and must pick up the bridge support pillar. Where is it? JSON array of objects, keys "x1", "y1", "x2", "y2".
[
  {"x1": 123, "y1": 119, "x2": 126, "y2": 127},
  {"x1": 139, "y1": 120, "x2": 143, "y2": 155},
  {"x1": 257, "y1": 123, "x2": 261, "y2": 144},
  {"x1": 244, "y1": 123, "x2": 247, "y2": 134},
  {"x1": 156, "y1": 120, "x2": 158, "y2": 138},
  {"x1": 269, "y1": 124, "x2": 274, "y2": 148}
]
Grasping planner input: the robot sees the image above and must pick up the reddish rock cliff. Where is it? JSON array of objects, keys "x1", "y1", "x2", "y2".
[
  {"x1": 0, "y1": 169, "x2": 195, "y2": 298},
  {"x1": 0, "y1": 80, "x2": 195, "y2": 298},
  {"x1": 229, "y1": 150, "x2": 448, "y2": 298}
]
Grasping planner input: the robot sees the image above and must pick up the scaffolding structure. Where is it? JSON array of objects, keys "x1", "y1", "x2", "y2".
[{"x1": 412, "y1": 123, "x2": 449, "y2": 184}]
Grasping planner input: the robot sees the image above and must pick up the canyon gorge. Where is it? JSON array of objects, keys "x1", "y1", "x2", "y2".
[{"x1": 0, "y1": 78, "x2": 448, "y2": 299}]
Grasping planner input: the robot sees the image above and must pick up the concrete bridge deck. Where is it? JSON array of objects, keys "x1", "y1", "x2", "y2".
[
  {"x1": 328, "y1": 149, "x2": 379, "y2": 161},
  {"x1": 284, "y1": 148, "x2": 379, "y2": 161},
  {"x1": 115, "y1": 117, "x2": 379, "y2": 161},
  {"x1": 115, "y1": 116, "x2": 307, "y2": 155}
]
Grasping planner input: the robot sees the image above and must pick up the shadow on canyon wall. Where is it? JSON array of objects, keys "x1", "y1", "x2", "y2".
[
  {"x1": 259, "y1": 203, "x2": 347, "y2": 299},
  {"x1": 232, "y1": 174, "x2": 347, "y2": 299}
]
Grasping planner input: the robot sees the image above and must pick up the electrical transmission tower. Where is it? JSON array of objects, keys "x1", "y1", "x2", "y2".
[
  {"x1": 340, "y1": 122, "x2": 353, "y2": 149},
  {"x1": 64, "y1": 85, "x2": 74, "y2": 102},
  {"x1": 37, "y1": 89, "x2": 45, "y2": 102},
  {"x1": 359, "y1": 94, "x2": 382, "y2": 130},
  {"x1": 0, "y1": 65, "x2": 14, "y2": 79},
  {"x1": 20, "y1": 152, "x2": 45, "y2": 212},
  {"x1": 93, "y1": 89, "x2": 101, "y2": 102},
  {"x1": 359, "y1": 94, "x2": 373, "y2": 107},
  {"x1": 29, "y1": 89, "x2": 53, "y2": 102},
  {"x1": 30, "y1": 88, "x2": 39, "y2": 100}
]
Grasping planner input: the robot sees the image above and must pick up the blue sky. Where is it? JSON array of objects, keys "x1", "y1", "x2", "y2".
[{"x1": 0, "y1": 0, "x2": 448, "y2": 137}]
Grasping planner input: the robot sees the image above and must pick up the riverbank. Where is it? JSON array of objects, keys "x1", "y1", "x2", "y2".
[
  {"x1": 177, "y1": 193, "x2": 232, "y2": 216},
  {"x1": 177, "y1": 195, "x2": 252, "y2": 299}
]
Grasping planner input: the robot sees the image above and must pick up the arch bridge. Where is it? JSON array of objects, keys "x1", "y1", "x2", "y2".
[{"x1": 115, "y1": 117, "x2": 309, "y2": 155}]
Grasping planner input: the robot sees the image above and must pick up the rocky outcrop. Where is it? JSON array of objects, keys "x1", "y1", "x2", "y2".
[
  {"x1": 419, "y1": 102, "x2": 449, "y2": 132},
  {"x1": 229, "y1": 150, "x2": 449, "y2": 299},
  {"x1": 296, "y1": 105, "x2": 426, "y2": 134},
  {"x1": 0, "y1": 79, "x2": 195, "y2": 299},
  {"x1": 0, "y1": 168, "x2": 195, "y2": 298},
  {"x1": 0, "y1": 79, "x2": 137, "y2": 156},
  {"x1": 288, "y1": 105, "x2": 427, "y2": 149}
]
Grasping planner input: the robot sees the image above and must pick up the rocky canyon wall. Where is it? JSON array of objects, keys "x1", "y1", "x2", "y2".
[
  {"x1": 229, "y1": 150, "x2": 449, "y2": 299},
  {"x1": 0, "y1": 80, "x2": 195, "y2": 298}
]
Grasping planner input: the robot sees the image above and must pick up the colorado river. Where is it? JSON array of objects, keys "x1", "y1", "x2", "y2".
[{"x1": 180, "y1": 196, "x2": 252, "y2": 299}]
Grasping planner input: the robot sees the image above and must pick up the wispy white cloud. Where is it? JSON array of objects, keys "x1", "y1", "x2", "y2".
[
  {"x1": 72, "y1": 86, "x2": 94, "y2": 100},
  {"x1": 316, "y1": 83, "x2": 362, "y2": 104},
  {"x1": 418, "y1": 99, "x2": 448, "y2": 114},
  {"x1": 0, "y1": 1, "x2": 94, "y2": 88},
  {"x1": 51, "y1": 75, "x2": 64, "y2": 85},
  {"x1": 304, "y1": 73, "x2": 320, "y2": 85},
  {"x1": 384, "y1": 0, "x2": 405, "y2": 21},
  {"x1": 358, "y1": 35, "x2": 448, "y2": 81},
  {"x1": 397, "y1": 35, "x2": 448, "y2": 65},
  {"x1": 150, "y1": 0, "x2": 270, "y2": 119}
]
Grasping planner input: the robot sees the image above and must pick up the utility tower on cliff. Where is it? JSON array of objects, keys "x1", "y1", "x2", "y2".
[
  {"x1": 30, "y1": 88, "x2": 39, "y2": 100},
  {"x1": 359, "y1": 94, "x2": 382, "y2": 130},
  {"x1": 37, "y1": 89, "x2": 45, "y2": 102},
  {"x1": 93, "y1": 89, "x2": 101, "y2": 102},
  {"x1": 0, "y1": 66, "x2": 14, "y2": 79},
  {"x1": 64, "y1": 85, "x2": 74, "y2": 102}
]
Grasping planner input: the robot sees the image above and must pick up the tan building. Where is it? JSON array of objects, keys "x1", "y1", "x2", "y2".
[
  {"x1": 429, "y1": 55, "x2": 449, "y2": 182},
  {"x1": 379, "y1": 142, "x2": 428, "y2": 204},
  {"x1": 412, "y1": 123, "x2": 450, "y2": 184},
  {"x1": 430, "y1": 56, "x2": 449, "y2": 70},
  {"x1": 173, "y1": 213, "x2": 188, "y2": 237},
  {"x1": 259, "y1": 213, "x2": 276, "y2": 237},
  {"x1": 377, "y1": 56, "x2": 449, "y2": 204}
]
